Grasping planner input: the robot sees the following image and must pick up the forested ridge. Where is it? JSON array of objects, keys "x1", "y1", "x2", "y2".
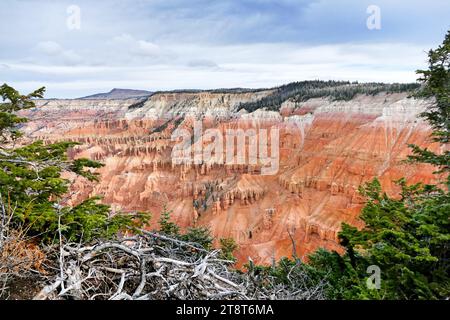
[{"x1": 238, "y1": 80, "x2": 420, "y2": 112}]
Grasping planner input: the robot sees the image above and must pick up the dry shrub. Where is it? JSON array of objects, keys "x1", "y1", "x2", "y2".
[
  {"x1": 1, "y1": 231, "x2": 46, "y2": 274},
  {"x1": 1, "y1": 229, "x2": 47, "y2": 298}
]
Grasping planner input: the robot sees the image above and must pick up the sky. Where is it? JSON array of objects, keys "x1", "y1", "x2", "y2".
[{"x1": 0, "y1": 0, "x2": 449, "y2": 98}]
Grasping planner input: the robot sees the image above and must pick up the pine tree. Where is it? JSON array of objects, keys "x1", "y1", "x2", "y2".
[
  {"x1": 410, "y1": 30, "x2": 450, "y2": 187},
  {"x1": 219, "y1": 238, "x2": 238, "y2": 262},
  {"x1": 158, "y1": 205, "x2": 179, "y2": 235}
]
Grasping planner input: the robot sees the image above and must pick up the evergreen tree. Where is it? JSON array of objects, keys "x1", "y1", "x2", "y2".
[
  {"x1": 410, "y1": 30, "x2": 450, "y2": 187},
  {"x1": 219, "y1": 237, "x2": 238, "y2": 262},
  {"x1": 182, "y1": 226, "x2": 213, "y2": 250},
  {"x1": 158, "y1": 205, "x2": 179, "y2": 235}
]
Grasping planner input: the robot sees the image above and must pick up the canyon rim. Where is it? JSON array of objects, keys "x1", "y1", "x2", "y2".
[{"x1": 18, "y1": 84, "x2": 441, "y2": 266}]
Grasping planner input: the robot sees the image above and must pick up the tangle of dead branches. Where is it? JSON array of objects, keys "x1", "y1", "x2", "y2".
[{"x1": 32, "y1": 230, "x2": 328, "y2": 300}]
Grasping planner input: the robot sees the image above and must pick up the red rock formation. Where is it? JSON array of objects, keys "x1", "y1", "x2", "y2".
[{"x1": 19, "y1": 92, "x2": 444, "y2": 266}]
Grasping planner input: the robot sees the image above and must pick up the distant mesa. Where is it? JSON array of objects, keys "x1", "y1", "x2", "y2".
[{"x1": 80, "y1": 88, "x2": 153, "y2": 100}]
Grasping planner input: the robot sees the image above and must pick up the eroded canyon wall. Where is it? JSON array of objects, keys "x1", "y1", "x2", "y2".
[{"x1": 19, "y1": 91, "x2": 441, "y2": 265}]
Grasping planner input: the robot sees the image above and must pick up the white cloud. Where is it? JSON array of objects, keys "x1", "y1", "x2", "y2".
[
  {"x1": 187, "y1": 59, "x2": 219, "y2": 68},
  {"x1": 133, "y1": 40, "x2": 161, "y2": 57},
  {"x1": 36, "y1": 41, "x2": 63, "y2": 55},
  {"x1": 36, "y1": 41, "x2": 82, "y2": 65},
  {"x1": 111, "y1": 34, "x2": 162, "y2": 58},
  {"x1": 111, "y1": 34, "x2": 134, "y2": 44}
]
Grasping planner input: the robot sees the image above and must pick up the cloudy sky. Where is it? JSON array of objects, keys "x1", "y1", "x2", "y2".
[{"x1": 1, "y1": 0, "x2": 449, "y2": 98}]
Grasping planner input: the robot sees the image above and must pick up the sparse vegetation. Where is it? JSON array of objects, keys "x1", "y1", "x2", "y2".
[{"x1": 128, "y1": 99, "x2": 147, "y2": 109}]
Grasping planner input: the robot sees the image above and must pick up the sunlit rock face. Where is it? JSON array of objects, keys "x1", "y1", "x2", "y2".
[{"x1": 20, "y1": 91, "x2": 441, "y2": 266}]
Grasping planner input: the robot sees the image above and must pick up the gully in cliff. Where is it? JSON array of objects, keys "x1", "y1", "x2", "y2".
[{"x1": 171, "y1": 120, "x2": 280, "y2": 175}]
